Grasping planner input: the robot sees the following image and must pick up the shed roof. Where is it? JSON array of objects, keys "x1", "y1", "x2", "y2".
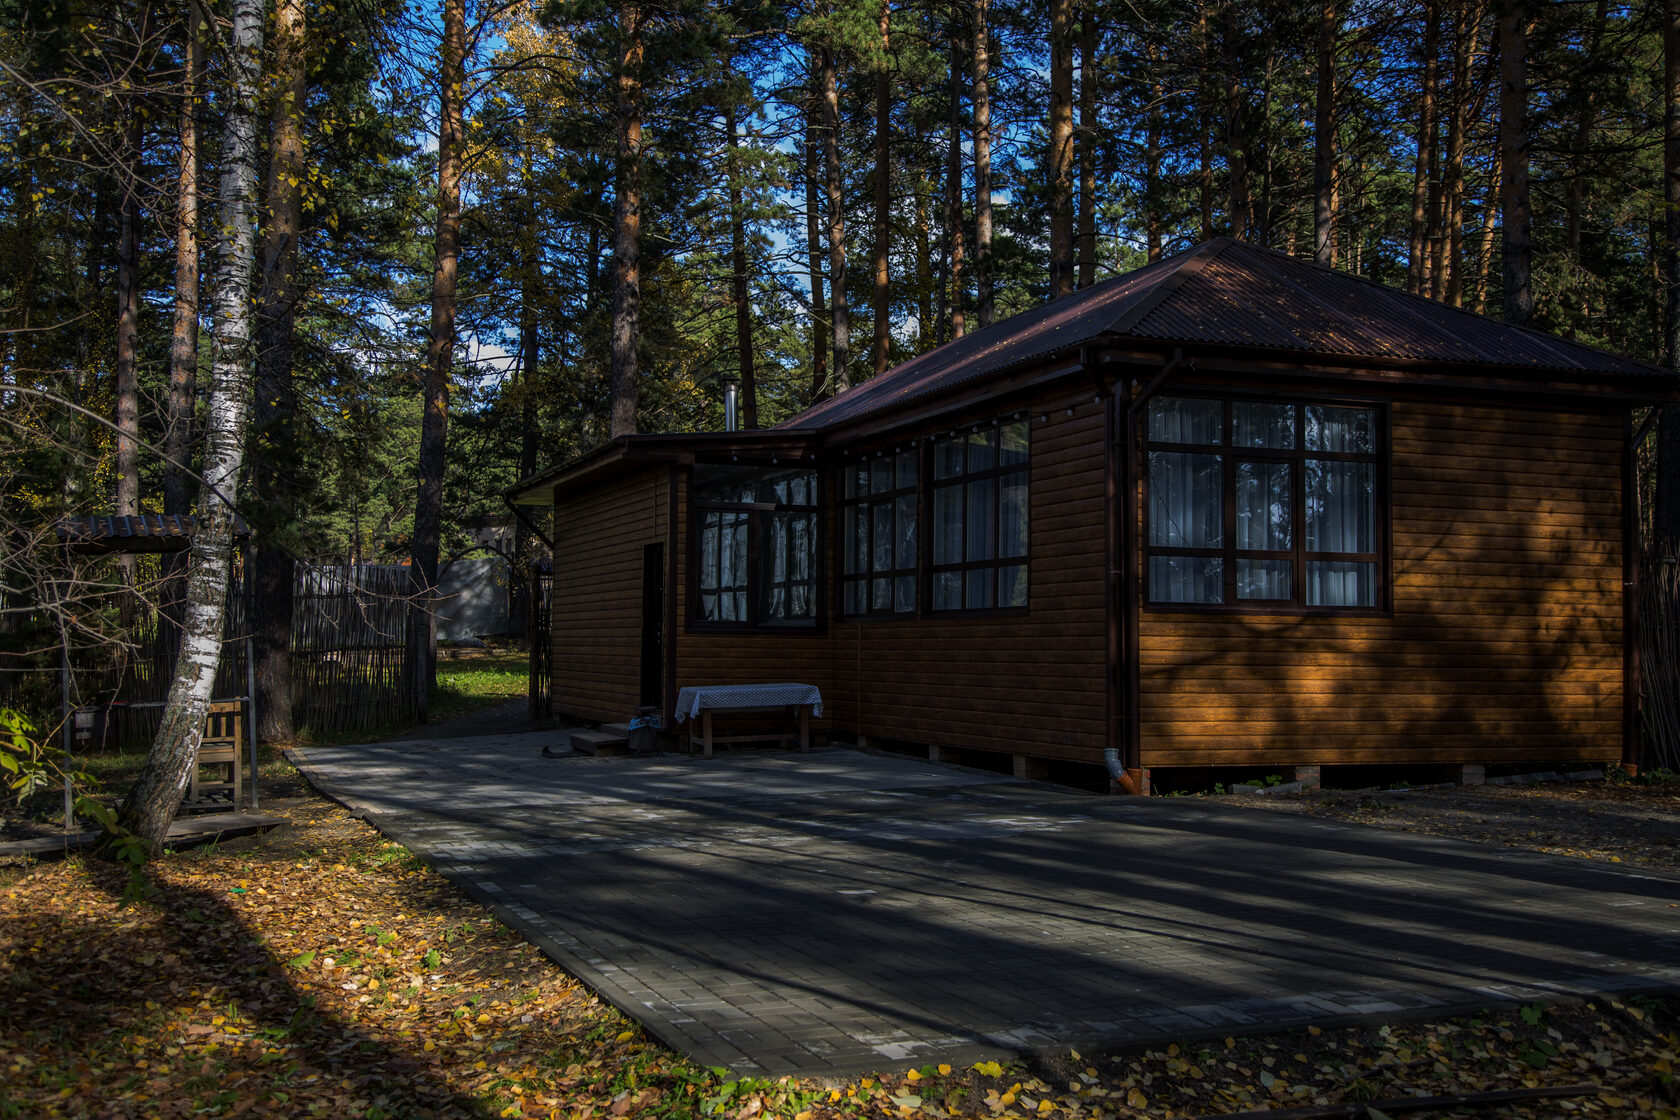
[
  {"x1": 58, "y1": 513, "x2": 250, "y2": 554},
  {"x1": 783, "y1": 237, "x2": 1672, "y2": 432}
]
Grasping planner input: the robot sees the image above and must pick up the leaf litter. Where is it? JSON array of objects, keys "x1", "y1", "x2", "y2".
[{"x1": 1, "y1": 773, "x2": 1676, "y2": 1118}]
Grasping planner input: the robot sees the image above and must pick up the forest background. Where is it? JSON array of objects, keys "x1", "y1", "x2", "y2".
[{"x1": 5, "y1": 0, "x2": 1680, "y2": 761}]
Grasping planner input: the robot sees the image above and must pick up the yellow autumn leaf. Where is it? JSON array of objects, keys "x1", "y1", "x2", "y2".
[
  {"x1": 615, "y1": 1031, "x2": 634, "y2": 1043},
  {"x1": 973, "y1": 1060, "x2": 1004, "y2": 1077},
  {"x1": 937, "y1": 1064, "x2": 952, "y2": 1076},
  {"x1": 1127, "y1": 1087, "x2": 1148, "y2": 1108}
]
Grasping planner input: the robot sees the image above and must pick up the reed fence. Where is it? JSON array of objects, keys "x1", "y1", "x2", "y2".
[{"x1": 1640, "y1": 550, "x2": 1680, "y2": 774}]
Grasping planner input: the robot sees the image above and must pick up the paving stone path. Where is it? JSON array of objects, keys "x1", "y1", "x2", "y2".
[{"x1": 289, "y1": 733, "x2": 1680, "y2": 1077}]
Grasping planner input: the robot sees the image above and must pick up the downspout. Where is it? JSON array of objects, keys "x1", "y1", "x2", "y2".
[
  {"x1": 1623, "y1": 407, "x2": 1659, "y2": 775},
  {"x1": 1108, "y1": 349, "x2": 1187, "y2": 795}
]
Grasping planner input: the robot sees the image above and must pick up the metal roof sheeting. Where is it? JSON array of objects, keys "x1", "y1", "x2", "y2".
[
  {"x1": 58, "y1": 513, "x2": 250, "y2": 553},
  {"x1": 783, "y1": 238, "x2": 1669, "y2": 433}
]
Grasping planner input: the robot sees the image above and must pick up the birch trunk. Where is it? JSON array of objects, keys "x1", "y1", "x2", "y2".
[
  {"x1": 97, "y1": 0, "x2": 264, "y2": 858},
  {"x1": 972, "y1": 0, "x2": 994, "y2": 326}
]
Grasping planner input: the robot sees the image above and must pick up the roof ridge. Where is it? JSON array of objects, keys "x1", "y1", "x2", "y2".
[{"x1": 1104, "y1": 239, "x2": 1233, "y2": 337}]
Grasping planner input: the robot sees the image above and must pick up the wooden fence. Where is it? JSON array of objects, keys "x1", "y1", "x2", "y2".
[
  {"x1": 291, "y1": 564, "x2": 418, "y2": 736},
  {"x1": 1640, "y1": 550, "x2": 1680, "y2": 774}
]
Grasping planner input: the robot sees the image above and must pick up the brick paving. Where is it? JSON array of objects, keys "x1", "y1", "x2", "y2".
[{"x1": 289, "y1": 733, "x2": 1680, "y2": 1077}]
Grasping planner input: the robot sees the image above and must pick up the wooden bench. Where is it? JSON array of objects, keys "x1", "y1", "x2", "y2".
[
  {"x1": 674, "y1": 684, "x2": 822, "y2": 760},
  {"x1": 190, "y1": 701, "x2": 244, "y2": 806}
]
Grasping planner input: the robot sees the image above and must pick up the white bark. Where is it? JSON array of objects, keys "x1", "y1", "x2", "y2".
[{"x1": 102, "y1": 0, "x2": 264, "y2": 857}]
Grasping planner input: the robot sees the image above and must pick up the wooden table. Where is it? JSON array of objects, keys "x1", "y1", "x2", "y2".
[{"x1": 673, "y1": 684, "x2": 823, "y2": 759}]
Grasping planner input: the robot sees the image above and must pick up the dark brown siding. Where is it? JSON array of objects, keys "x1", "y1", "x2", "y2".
[
  {"x1": 551, "y1": 467, "x2": 667, "y2": 723},
  {"x1": 827, "y1": 387, "x2": 1109, "y2": 762},
  {"x1": 1139, "y1": 399, "x2": 1624, "y2": 767}
]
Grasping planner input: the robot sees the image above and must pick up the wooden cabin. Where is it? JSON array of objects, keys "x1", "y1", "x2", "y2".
[{"x1": 507, "y1": 239, "x2": 1678, "y2": 790}]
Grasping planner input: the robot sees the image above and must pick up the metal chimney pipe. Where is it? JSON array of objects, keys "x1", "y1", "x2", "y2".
[{"x1": 724, "y1": 380, "x2": 739, "y2": 432}]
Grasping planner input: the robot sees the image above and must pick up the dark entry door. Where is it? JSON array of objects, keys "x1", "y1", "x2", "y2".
[{"x1": 639, "y1": 544, "x2": 663, "y2": 707}]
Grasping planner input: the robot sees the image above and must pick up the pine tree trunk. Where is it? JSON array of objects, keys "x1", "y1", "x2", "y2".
[
  {"x1": 1408, "y1": 0, "x2": 1439, "y2": 295},
  {"x1": 252, "y1": 0, "x2": 306, "y2": 744},
  {"x1": 413, "y1": 0, "x2": 466, "y2": 714},
  {"x1": 609, "y1": 0, "x2": 644, "y2": 432},
  {"x1": 915, "y1": 176, "x2": 933, "y2": 346},
  {"x1": 1146, "y1": 41, "x2": 1163, "y2": 263},
  {"x1": 1499, "y1": 2, "x2": 1532, "y2": 325},
  {"x1": 1048, "y1": 0, "x2": 1075, "y2": 297},
  {"x1": 165, "y1": 4, "x2": 202, "y2": 519},
  {"x1": 726, "y1": 96, "x2": 758, "y2": 425},
  {"x1": 98, "y1": 0, "x2": 264, "y2": 858},
  {"x1": 1198, "y1": 5, "x2": 1214, "y2": 243},
  {"x1": 1222, "y1": 3, "x2": 1249, "y2": 239},
  {"x1": 1565, "y1": 0, "x2": 1609, "y2": 266},
  {"x1": 1443, "y1": 0, "x2": 1482, "y2": 307},
  {"x1": 947, "y1": 15, "x2": 966, "y2": 339},
  {"x1": 821, "y1": 43, "x2": 850, "y2": 387},
  {"x1": 1314, "y1": 0, "x2": 1336, "y2": 265},
  {"x1": 870, "y1": 0, "x2": 892, "y2": 378},
  {"x1": 805, "y1": 76, "x2": 829, "y2": 401},
  {"x1": 1472, "y1": 146, "x2": 1501, "y2": 316},
  {"x1": 972, "y1": 0, "x2": 994, "y2": 326},
  {"x1": 1076, "y1": 8, "x2": 1097, "y2": 288},
  {"x1": 1657, "y1": 0, "x2": 1680, "y2": 549},
  {"x1": 114, "y1": 112, "x2": 143, "y2": 519}
]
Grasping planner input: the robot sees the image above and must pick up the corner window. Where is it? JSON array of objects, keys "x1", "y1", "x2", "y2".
[
  {"x1": 693, "y1": 465, "x2": 820, "y2": 627},
  {"x1": 1145, "y1": 395, "x2": 1383, "y2": 610},
  {"x1": 930, "y1": 418, "x2": 1029, "y2": 611},
  {"x1": 842, "y1": 450, "x2": 918, "y2": 616}
]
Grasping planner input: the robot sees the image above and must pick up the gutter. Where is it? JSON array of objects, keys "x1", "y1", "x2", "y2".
[
  {"x1": 1623, "y1": 407, "x2": 1660, "y2": 775},
  {"x1": 1109, "y1": 348, "x2": 1188, "y2": 795}
]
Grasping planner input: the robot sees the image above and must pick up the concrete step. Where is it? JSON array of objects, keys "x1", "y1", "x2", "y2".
[
  {"x1": 601, "y1": 722, "x2": 634, "y2": 737},
  {"x1": 570, "y1": 728, "x2": 627, "y2": 756}
]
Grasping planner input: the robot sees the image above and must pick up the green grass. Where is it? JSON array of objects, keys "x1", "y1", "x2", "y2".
[{"x1": 428, "y1": 652, "x2": 527, "y2": 724}]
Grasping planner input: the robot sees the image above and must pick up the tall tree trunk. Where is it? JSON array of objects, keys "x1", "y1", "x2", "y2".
[
  {"x1": 1076, "y1": 8, "x2": 1097, "y2": 288},
  {"x1": 821, "y1": 43, "x2": 850, "y2": 387},
  {"x1": 1048, "y1": 0, "x2": 1075, "y2": 297},
  {"x1": 114, "y1": 112, "x2": 143, "y2": 520},
  {"x1": 1257, "y1": 42, "x2": 1274, "y2": 246},
  {"x1": 1658, "y1": 0, "x2": 1680, "y2": 548},
  {"x1": 609, "y1": 0, "x2": 644, "y2": 431},
  {"x1": 164, "y1": 0, "x2": 202, "y2": 520},
  {"x1": 1565, "y1": 0, "x2": 1609, "y2": 264},
  {"x1": 870, "y1": 0, "x2": 892, "y2": 378},
  {"x1": 947, "y1": 15, "x2": 966, "y2": 339},
  {"x1": 725, "y1": 96, "x2": 758, "y2": 426},
  {"x1": 1314, "y1": 0, "x2": 1337, "y2": 265},
  {"x1": 413, "y1": 0, "x2": 466, "y2": 714},
  {"x1": 99, "y1": 0, "x2": 264, "y2": 857},
  {"x1": 1443, "y1": 0, "x2": 1483, "y2": 307},
  {"x1": 1198, "y1": 5, "x2": 1214, "y2": 242},
  {"x1": 1499, "y1": 2, "x2": 1532, "y2": 325},
  {"x1": 252, "y1": 0, "x2": 305, "y2": 744},
  {"x1": 1472, "y1": 146, "x2": 1501, "y2": 316},
  {"x1": 1222, "y1": 3, "x2": 1249, "y2": 239},
  {"x1": 915, "y1": 176, "x2": 933, "y2": 346},
  {"x1": 972, "y1": 0, "x2": 994, "y2": 326},
  {"x1": 1146, "y1": 41, "x2": 1163, "y2": 262},
  {"x1": 804, "y1": 77, "x2": 829, "y2": 400},
  {"x1": 513, "y1": 210, "x2": 539, "y2": 633},
  {"x1": 1408, "y1": 0, "x2": 1439, "y2": 295}
]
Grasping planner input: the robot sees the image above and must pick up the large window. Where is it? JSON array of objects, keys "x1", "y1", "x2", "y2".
[
  {"x1": 931, "y1": 418, "x2": 1029, "y2": 611},
  {"x1": 1145, "y1": 395, "x2": 1383, "y2": 610},
  {"x1": 693, "y1": 465, "x2": 820, "y2": 627},
  {"x1": 842, "y1": 449, "x2": 918, "y2": 615}
]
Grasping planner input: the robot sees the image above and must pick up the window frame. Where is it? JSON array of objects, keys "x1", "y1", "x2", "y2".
[
  {"x1": 1141, "y1": 390, "x2": 1391, "y2": 616},
  {"x1": 927, "y1": 416, "x2": 1031, "y2": 615},
  {"x1": 687, "y1": 463, "x2": 826, "y2": 632},
  {"x1": 839, "y1": 450, "x2": 921, "y2": 618}
]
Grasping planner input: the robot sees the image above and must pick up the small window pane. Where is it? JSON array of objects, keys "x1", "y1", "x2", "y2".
[
  {"x1": 896, "y1": 449, "x2": 918, "y2": 489},
  {"x1": 871, "y1": 458, "x2": 892, "y2": 495},
  {"x1": 1305, "y1": 460, "x2": 1375, "y2": 553},
  {"x1": 965, "y1": 477, "x2": 997, "y2": 562},
  {"x1": 872, "y1": 503, "x2": 893, "y2": 572},
  {"x1": 894, "y1": 575, "x2": 916, "y2": 613},
  {"x1": 1306, "y1": 561, "x2": 1377, "y2": 607},
  {"x1": 934, "y1": 571, "x2": 962, "y2": 610},
  {"x1": 966, "y1": 568, "x2": 994, "y2": 609},
  {"x1": 1236, "y1": 461, "x2": 1292, "y2": 551},
  {"x1": 852, "y1": 465, "x2": 869, "y2": 498},
  {"x1": 1148, "y1": 555, "x2": 1224, "y2": 604},
  {"x1": 843, "y1": 469, "x2": 857, "y2": 499},
  {"x1": 933, "y1": 485, "x2": 962, "y2": 564},
  {"x1": 967, "y1": 426, "x2": 997, "y2": 472},
  {"x1": 1148, "y1": 452, "x2": 1222, "y2": 549},
  {"x1": 894, "y1": 495, "x2": 917, "y2": 569},
  {"x1": 999, "y1": 420, "x2": 1029, "y2": 465},
  {"x1": 999, "y1": 563, "x2": 1028, "y2": 608},
  {"x1": 872, "y1": 576, "x2": 891, "y2": 611},
  {"x1": 1148, "y1": 396, "x2": 1222, "y2": 444},
  {"x1": 999, "y1": 476, "x2": 1029, "y2": 559},
  {"x1": 1234, "y1": 402, "x2": 1295, "y2": 449},
  {"x1": 1305, "y1": 406, "x2": 1375, "y2": 453},
  {"x1": 1237, "y1": 558, "x2": 1293, "y2": 600},
  {"x1": 934, "y1": 437, "x2": 964, "y2": 479},
  {"x1": 842, "y1": 506, "x2": 859, "y2": 575},
  {"x1": 843, "y1": 581, "x2": 860, "y2": 615}
]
